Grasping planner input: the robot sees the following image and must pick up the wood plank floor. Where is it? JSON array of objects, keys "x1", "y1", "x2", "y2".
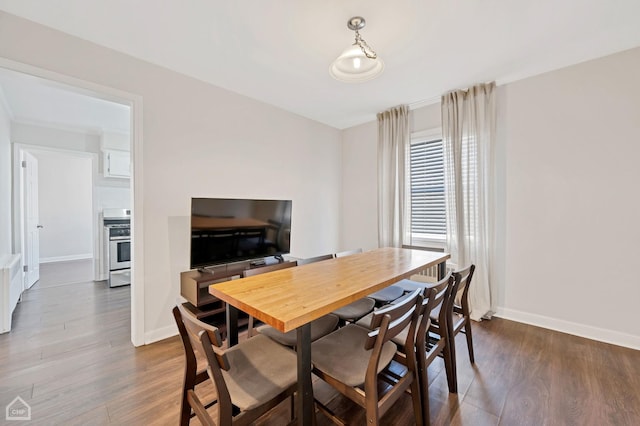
[{"x1": 1, "y1": 261, "x2": 639, "y2": 425}]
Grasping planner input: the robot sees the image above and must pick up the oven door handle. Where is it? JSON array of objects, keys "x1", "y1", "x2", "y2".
[{"x1": 110, "y1": 236, "x2": 131, "y2": 241}]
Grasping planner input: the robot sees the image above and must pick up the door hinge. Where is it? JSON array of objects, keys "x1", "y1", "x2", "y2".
[
  {"x1": 23, "y1": 265, "x2": 28, "y2": 272},
  {"x1": 21, "y1": 160, "x2": 26, "y2": 168}
]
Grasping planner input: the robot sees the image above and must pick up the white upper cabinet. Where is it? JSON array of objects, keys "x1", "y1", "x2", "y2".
[
  {"x1": 101, "y1": 131, "x2": 130, "y2": 179},
  {"x1": 104, "y1": 150, "x2": 130, "y2": 178}
]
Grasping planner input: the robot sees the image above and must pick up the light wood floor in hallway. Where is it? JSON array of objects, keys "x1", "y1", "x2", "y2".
[{"x1": 1, "y1": 260, "x2": 639, "y2": 425}]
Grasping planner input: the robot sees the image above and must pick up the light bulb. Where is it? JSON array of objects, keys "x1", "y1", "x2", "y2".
[{"x1": 330, "y1": 45, "x2": 384, "y2": 82}]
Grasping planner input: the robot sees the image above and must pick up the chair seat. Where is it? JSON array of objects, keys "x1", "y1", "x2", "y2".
[
  {"x1": 355, "y1": 291, "x2": 421, "y2": 327},
  {"x1": 222, "y1": 334, "x2": 298, "y2": 411},
  {"x1": 394, "y1": 278, "x2": 428, "y2": 293},
  {"x1": 332, "y1": 297, "x2": 375, "y2": 321},
  {"x1": 311, "y1": 324, "x2": 397, "y2": 387},
  {"x1": 354, "y1": 311, "x2": 373, "y2": 329},
  {"x1": 257, "y1": 314, "x2": 339, "y2": 346},
  {"x1": 368, "y1": 285, "x2": 404, "y2": 303},
  {"x1": 429, "y1": 304, "x2": 463, "y2": 324}
]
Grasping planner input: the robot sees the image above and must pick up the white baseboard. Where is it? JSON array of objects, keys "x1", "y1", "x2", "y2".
[
  {"x1": 40, "y1": 254, "x2": 93, "y2": 264},
  {"x1": 144, "y1": 324, "x2": 178, "y2": 345},
  {"x1": 495, "y1": 307, "x2": 640, "y2": 351}
]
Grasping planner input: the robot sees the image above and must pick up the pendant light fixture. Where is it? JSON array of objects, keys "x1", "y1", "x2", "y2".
[{"x1": 330, "y1": 16, "x2": 384, "y2": 83}]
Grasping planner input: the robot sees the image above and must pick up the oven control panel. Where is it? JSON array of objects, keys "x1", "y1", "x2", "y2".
[{"x1": 108, "y1": 226, "x2": 130, "y2": 238}]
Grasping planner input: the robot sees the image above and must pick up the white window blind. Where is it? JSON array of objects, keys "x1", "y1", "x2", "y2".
[{"x1": 409, "y1": 137, "x2": 446, "y2": 238}]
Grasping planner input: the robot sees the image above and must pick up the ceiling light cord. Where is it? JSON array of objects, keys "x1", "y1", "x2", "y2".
[{"x1": 354, "y1": 30, "x2": 377, "y2": 59}]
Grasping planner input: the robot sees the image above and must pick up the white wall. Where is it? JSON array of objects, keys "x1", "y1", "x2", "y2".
[
  {"x1": 12, "y1": 123, "x2": 131, "y2": 211},
  {"x1": 340, "y1": 103, "x2": 441, "y2": 251},
  {"x1": 341, "y1": 48, "x2": 640, "y2": 349},
  {"x1": 498, "y1": 47, "x2": 640, "y2": 348},
  {"x1": 33, "y1": 151, "x2": 92, "y2": 262},
  {"x1": 340, "y1": 120, "x2": 377, "y2": 251},
  {"x1": 95, "y1": 185, "x2": 129, "y2": 210},
  {"x1": 11, "y1": 122, "x2": 101, "y2": 153},
  {"x1": 0, "y1": 12, "x2": 342, "y2": 342},
  {"x1": 0, "y1": 91, "x2": 11, "y2": 256}
]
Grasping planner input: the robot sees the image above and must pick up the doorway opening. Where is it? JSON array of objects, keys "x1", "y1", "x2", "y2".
[
  {"x1": 1, "y1": 60, "x2": 144, "y2": 345},
  {"x1": 18, "y1": 147, "x2": 96, "y2": 290}
]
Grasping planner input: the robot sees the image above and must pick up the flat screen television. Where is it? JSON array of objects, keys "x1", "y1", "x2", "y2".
[{"x1": 190, "y1": 198, "x2": 292, "y2": 269}]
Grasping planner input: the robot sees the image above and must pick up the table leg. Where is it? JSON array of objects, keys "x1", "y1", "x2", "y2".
[
  {"x1": 226, "y1": 303, "x2": 238, "y2": 347},
  {"x1": 296, "y1": 323, "x2": 314, "y2": 425}
]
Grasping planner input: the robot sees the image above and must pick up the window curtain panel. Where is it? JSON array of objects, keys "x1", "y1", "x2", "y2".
[
  {"x1": 442, "y1": 82, "x2": 496, "y2": 321},
  {"x1": 377, "y1": 105, "x2": 410, "y2": 248}
]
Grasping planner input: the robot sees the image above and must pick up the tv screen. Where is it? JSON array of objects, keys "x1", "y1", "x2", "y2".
[{"x1": 190, "y1": 198, "x2": 292, "y2": 269}]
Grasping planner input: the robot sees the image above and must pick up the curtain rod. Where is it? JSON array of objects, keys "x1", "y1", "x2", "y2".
[
  {"x1": 408, "y1": 96, "x2": 440, "y2": 110},
  {"x1": 410, "y1": 81, "x2": 497, "y2": 110}
]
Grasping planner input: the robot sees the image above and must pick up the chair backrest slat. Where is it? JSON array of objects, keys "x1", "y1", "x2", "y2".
[
  {"x1": 175, "y1": 304, "x2": 230, "y2": 370},
  {"x1": 453, "y1": 264, "x2": 475, "y2": 312},
  {"x1": 417, "y1": 272, "x2": 453, "y2": 343},
  {"x1": 441, "y1": 272, "x2": 462, "y2": 327},
  {"x1": 365, "y1": 288, "x2": 422, "y2": 350}
]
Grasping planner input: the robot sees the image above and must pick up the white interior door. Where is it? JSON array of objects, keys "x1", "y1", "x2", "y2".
[{"x1": 24, "y1": 151, "x2": 40, "y2": 289}]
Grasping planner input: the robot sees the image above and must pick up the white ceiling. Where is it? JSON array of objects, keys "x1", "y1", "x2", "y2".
[{"x1": 1, "y1": 0, "x2": 640, "y2": 130}]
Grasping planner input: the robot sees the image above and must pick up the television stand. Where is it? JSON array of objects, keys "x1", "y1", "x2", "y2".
[{"x1": 181, "y1": 257, "x2": 295, "y2": 320}]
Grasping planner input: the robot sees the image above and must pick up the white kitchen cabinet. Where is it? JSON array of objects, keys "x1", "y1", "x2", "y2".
[{"x1": 104, "y1": 150, "x2": 130, "y2": 178}]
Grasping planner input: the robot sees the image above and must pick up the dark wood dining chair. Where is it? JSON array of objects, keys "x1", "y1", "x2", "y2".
[
  {"x1": 173, "y1": 303, "x2": 219, "y2": 426},
  {"x1": 355, "y1": 272, "x2": 455, "y2": 425},
  {"x1": 173, "y1": 304, "x2": 298, "y2": 425},
  {"x1": 242, "y1": 261, "x2": 339, "y2": 345},
  {"x1": 311, "y1": 289, "x2": 425, "y2": 426},
  {"x1": 412, "y1": 266, "x2": 474, "y2": 396},
  {"x1": 404, "y1": 273, "x2": 454, "y2": 425},
  {"x1": 450, "y1": 264, "x2": 476, "y2": 363},
  {"x1": 426, "y1": 270, "x2": 463, "y2": 394}
]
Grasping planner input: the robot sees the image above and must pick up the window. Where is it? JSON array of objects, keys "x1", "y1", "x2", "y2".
[{"x1": 408, "y1": 129, "x2": 446, "y2": 247}]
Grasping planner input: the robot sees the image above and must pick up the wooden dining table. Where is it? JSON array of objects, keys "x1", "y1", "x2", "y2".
[{"x1": 209, "y1": 246, "x2": 450, "y2": 425}]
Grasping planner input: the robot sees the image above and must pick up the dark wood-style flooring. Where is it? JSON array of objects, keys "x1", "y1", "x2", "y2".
[{"x1": 1, "y1": 260, "x2": 639, "y2": 425}]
